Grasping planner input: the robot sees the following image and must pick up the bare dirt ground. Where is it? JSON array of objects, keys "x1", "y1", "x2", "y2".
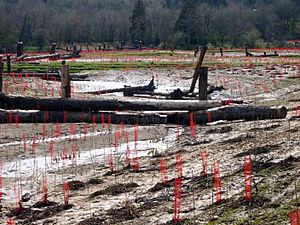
[{"x1": 0, "y1": 51, "x2": 300, "y2": 224}]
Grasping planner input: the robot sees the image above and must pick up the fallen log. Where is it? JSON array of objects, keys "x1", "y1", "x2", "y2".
[
  {"x1": 0, "y1": 110, "x2": 166, "y2": 125},
  {"x1": 167, "y1": 105, "x2": 287, "y2": 125},
  {"x1": 0, "y1": 105, "x2": 287, "y2": 125},
  {"x1": 86, "y1": 79, "x2": 155, "y2": 96},
  {"x1": 0, "y1": 93, "x2": 232, "y2": 112}
]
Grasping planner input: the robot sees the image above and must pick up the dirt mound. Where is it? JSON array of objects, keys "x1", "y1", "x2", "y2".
[
  {"x1": 69, "y1": 180, "x2": 86, "y2": 190},
  {"x1": 148, "y1": 182, "x2": 171, "y2": 192},
  {"x1": 206, "y1": 126, "x2": 233, "y2": 134},
  {"x1": 7, "y1": 203, "x2": 73, "y2": 224},
  {"x1": 234, "y1": 144, "x2": 281, "y2": 158},
  {"x1": 107, "y1": 204, "x2": 139, "y2": 222},
  {"x1": 77, "y1": 217, "x2": 108, "y2": 225},
  {"x1": 89, "y1": 182, "x2": 139, "y2": 198}
]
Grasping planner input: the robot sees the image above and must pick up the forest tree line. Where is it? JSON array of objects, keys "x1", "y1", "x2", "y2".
[{"x1": 0, "y1": 0, "x2": 299, "y2": 51}]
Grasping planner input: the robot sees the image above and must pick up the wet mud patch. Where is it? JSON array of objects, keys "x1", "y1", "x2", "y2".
[
  {"x1": 250, "y1": 124, "x2": 281, "y2": 132},
  {"x1": 252, "y1": 156, "x2": 299, "y2": 173},
  {"x1": 221, "y1": 134, "x2": 254, "y2": 144},
  {"x1": 77, "y1": 217, "x2": 108, "y2": 225},
  {"x1": 206, "y1": 126, "x2": 233, "y2": 134},
  {"x1": 186, "y1": 174, "x2": 214, "y2": 190},
  {"x1": 234, "y1": 144, "x2": 281, "y2": 158},
  {"x1": 160, "y1": 218, "x2": 189, "y2": 225},
  {"x1": 69, "y1": 180, "x2": 86, "y2": 190},
  {"x1": 0, "y1": 136, "x2": 22, "y2": 144},
  {"x1": 107, "y1": 204, "x2": 139, "y2": 223},
  {"x1": 87, "y1": 178, "x2": 103, "y2": 185},
  {"x1": 69, "y1": 178, "x2": 103, "y2": 191},
  {"x1": 7, "y1": 202, "x2": 73, "y2": 224},
  {"x1": 205, "y1": 194, "x2": 271, "y2": 213},
  {"x1": 183, "y1": 139, "x2": 212, "y2": 147},
  {"x1": 32, "y1": 200, "x2": 57, "y2": 208},
  {"x1": 148, "y1": 182, "x2": 172, "y2": 192},
  {"x1": 89, "y1": 182, "x2": 139, "y2": 198}
]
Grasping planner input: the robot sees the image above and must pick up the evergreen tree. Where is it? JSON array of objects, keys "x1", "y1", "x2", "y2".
[
  {"x1": 174, "y1": 0, "x2": 199, "y2": 46},
  {"x1": 129, "y1": 0, "x2": 146, "y2": 43}
]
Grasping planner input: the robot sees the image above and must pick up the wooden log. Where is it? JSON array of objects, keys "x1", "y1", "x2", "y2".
[
  {"x1": 61, "y1": 63, "x2": 71, "y2": 98},
  {"x1": 189, "y1": 45, "x2": 207, "y2": 93},
  {"x1": 198, "y1": 67, "x2": 208, "y2": 100},
  {"x1": 0, "y1": 93, "x2": 228, "y2": 112},
  {"x1": 0, "y1": 105, "x2": 287, "y2": 125},
  {"x1": 167, "y1": 105, "x2": 287, "y2": 125},
  {"x1": 86, "y1": 79, "x2": 155, "y2": 96},
  {"x1": 0, "y1": 110, "x2": 166, "y2": 125}
]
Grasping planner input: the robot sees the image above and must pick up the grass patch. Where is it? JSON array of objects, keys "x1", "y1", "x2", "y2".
[{"x1": 4, "y1": 61, "x2": 194, "y2": 73}]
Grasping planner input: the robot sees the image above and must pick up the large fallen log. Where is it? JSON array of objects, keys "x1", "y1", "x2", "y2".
[
  {"x1": 167, "y1": 105, "x2": 287, "y2": 125},
  {"x1": 0, "y1": 105, "x2": 287, "y2": 125},
  {"x1": 86, "y1": 79, "x2": 155, "y2": 96},
  {"x1": 0, "y1": 110, "x2": 166, "y2": 125},
  {"x1": 0, "y1": 93, "x2": 229, "y2": 112}
]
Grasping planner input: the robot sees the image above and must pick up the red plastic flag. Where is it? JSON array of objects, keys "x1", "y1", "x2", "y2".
[
  {"x1": 244, "y1": 156, "x2": 251, "y2": 201},
  {"x1": 69, "y1": 124, "x2": 77, "y2": 141},
  {"x1": 56, "y1": 123, "x2": 61, "y2": 139},
  {"x1": 207, "y1": 111, "x2": 212, "y2": 123},
  {"x1": 125, "y1": 132, "x2": 131, "y2": 167},
  {"x1": 263, "y1": 83, "x2": 268, "y2": 93},
  {"x1": 108, "y1": 154, "x2": 114, "y2": 172},
  {"x1": 49, "y1": 141, "x2": 54, "y2": 163},
  {"x1": 190, "y1": 112, "x2": 196, "y2": 139},
  {"x1": 174, "y1": 177, "x2": 182, "y2": 223},
  {"x1": 22, "y1": 131, "x2": 27, "y2": 151},
  {"x1": 32, "y1": 135, "x2": 37, "y2": 154},
  {"x1": 45, "y1": 111, "x2": 49, "y2": 123},
  {"x1": 14, "y1": 184, "x2": 22, "y2": 213},
  {"x1": 6, "y1": 218, "x2": 16, "y2": 225},
  {"x1": 62, "y1": 144, "x2": 67, "y2": 162},
  {"x1": 214, "y1": 162, "x2": 222, "y2": 203},
  {"x1": 41, "y1": 175, "x2": 48, "y2": 203},
  {"x1": 159, "y1": 158, "x2": 168, "y2": 184},
  {"x1": 176, "y1": 124, "x2": 180, "y2": 140},
  {"x1": 63, "y1": 181, "x2": 69, "y2": 205},
  {"x1": 92, "y1": 115, "x2": 96, "y2": 131},
  {"x1": 72, "y1": 144, "x2": 77, "y2": 160},
  {"x1": 42, "y1": 123, "x2": 47, "y2": 140},
  {"x1": 133, "y1": 156, "x2": 139, "y2": 172},
  {"x1": 63, "y1": 111, "x2": 67, "y2": 123},
  {"x1": 290, "y1": 210, "x2": 300, "y2": 225},
  {"x1": 201, "y1": 149, "x2": 208, "y2": 177},
  {"x1": 176, "y1": 154, "x2": 182, "y2": 178}
]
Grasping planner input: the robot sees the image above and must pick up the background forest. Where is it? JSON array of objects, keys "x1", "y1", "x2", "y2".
[{"x1": 0, "y1": 0, "x2": 299, "y2": 51}]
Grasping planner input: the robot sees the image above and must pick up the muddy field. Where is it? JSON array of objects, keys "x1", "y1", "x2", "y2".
[{"x1": 0, "y1": 49, "x2": 300, "y2": 224}]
